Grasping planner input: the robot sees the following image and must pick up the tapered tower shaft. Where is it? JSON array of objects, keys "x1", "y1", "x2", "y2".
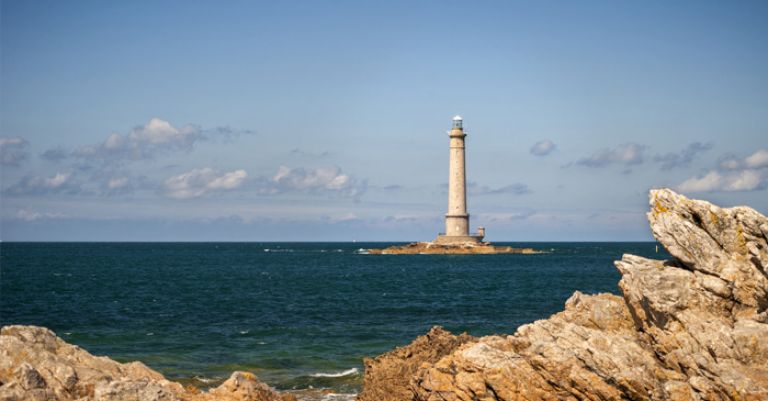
[{"x1": 445, "y1": 116, "x2": 469, "y2": 236}]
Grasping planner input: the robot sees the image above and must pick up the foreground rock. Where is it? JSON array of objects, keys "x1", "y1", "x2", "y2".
[
  {"x1": 368, "y1": 242, "x2": 543, "y2": 255},
  {"x1": 358, "y1": 327, "x2": 474, "y2": 401},
  {"x1": 361, "y1": 188, "x2": 768, "y2": 401},
  {"x1": 0, "y1": 325, "x2": 295, "y2": 401}
]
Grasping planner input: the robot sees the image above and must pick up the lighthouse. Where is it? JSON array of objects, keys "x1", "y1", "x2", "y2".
[{"x1": 435, "y1": 116, "x2": 485, "y2": 245}]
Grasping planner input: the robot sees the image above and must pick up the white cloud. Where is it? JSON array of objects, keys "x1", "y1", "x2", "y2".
[
  {"x1": 678, "y1": 148, "x2": 768, "y2": 193},
  {"x1": 719, "y1": 157, "x2": 742, "y2": 170},
  {"x1": 745, "y1": 149, "x2": 768, "y2": 169},
  {"x1": 164, "y1": 168, "x2": 248, "y2": 199},
  {"x1": 529, "y1": 140, "x2": 556, "y2": 156},
  {"x1": 272, "y1": 165, "x2": 366, "y2": 197},
  {"x1": 678, "y1": 171, "x2": 723, "y2": 192},
  {"x1": 107, "y1": 177, "x2": 130, "y2": 190},
  {"x1": 576, "y1": 143, "x2": 646, "y2": 167},
  {"x1": 72, "y1": 118, "x2": 203, "y2": 163},
  {"x1": 0, "y1": 136, "x2": 30, "y2": 166}
]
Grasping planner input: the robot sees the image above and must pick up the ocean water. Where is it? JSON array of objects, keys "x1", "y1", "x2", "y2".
[{"x1": 0, "y1": 242, "x2": 668, "y2": 398}]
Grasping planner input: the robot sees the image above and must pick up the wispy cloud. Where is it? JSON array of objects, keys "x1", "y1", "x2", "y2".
[
  {"x1": 0, "y1": 137, "x2": 30, "y2": 166},
  {"x1": 42, "y1": 118, "x2": 255, "y2": 167},
  {"x1": 678, "y1": 149, "x2": 768, "y2": 192},
  {"x1": 476, "y1": 210, "x2": 535, "y2": 222},
  {"x1": 3, "y1": 172, "x2": 81, "y2": 196},
  {"x1": 202, "y1": 125, "x2": 256, "y2": 142},
  {"x1": 290, "y1": 148, "x2": 331, "y2": 158},
  {"x1": 653, "y1": 142, "x2": 712, "y2": 170},
  {"x1": 530, "y1": 139, "x2": 556, "y2": 157},
  {"x1": 91, "y1": 171, "x2": 150, "y2": 196},
  {"x1": 381, "y1": 184, "x2": 403, "y2": 191},
  {"x1": 164, "y1": 168, "x2": 248, "y2": 199},
  {"x1": 15, "y1": 209, "x2": 69, "y2": 222},
  {"x1": 40, "y1": 146, "x2": 69, "y2": 162},
  {"x1": 468, "y1": 182, "x2": 531, "y2": 196},
  {"x1": 575, "y1": 143, "x2": 646, "y2": 168}
]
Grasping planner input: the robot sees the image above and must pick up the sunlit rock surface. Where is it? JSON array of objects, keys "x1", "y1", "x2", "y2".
[{"x1": 0, "y1": 325, "x2": 295, "y2": 401}]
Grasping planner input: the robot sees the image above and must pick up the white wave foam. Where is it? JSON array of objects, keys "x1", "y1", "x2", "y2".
[
  {"x1": 321, "y1": 394, "x2": 357, "y2": 401},
  {"x1": 192, "y1": 375, "x2": 218, "y2": 383},
  {"x1": 309, "y1": 368, "x2": 359, "y2": 378}
]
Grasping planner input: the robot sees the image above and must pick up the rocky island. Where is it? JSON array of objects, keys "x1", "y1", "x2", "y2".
[
  {"x1": 367, "y1": 242, "x2": 544, "y2": 255},
  {"x1": 2, "y1": 189, "x2": 766, "y2": 401}
]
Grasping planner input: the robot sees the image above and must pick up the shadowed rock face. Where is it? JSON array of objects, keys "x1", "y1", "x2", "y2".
[
  {"x1": 361, "y1": 189, "x2": 768, "y2": 401},
  {"x1": 0, "y1": 325, "x2": 296, "y2": 401}
]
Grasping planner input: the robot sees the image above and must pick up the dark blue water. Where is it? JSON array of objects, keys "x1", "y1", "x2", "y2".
[{"x1": 0, "y1": 242, "x2": 667, "y2": 393}]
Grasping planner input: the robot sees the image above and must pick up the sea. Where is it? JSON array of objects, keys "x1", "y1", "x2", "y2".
[{"x1": 0, "y1": 242, "x2": 668, "y2": 400}]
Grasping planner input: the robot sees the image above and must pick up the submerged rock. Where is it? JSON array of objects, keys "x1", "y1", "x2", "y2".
[
  {"x1": 361, "y1": 188, "x2": 768, "y2": 401},
  {"x1": 0, "y1": 325, "x2": 294, "y2": 401}
]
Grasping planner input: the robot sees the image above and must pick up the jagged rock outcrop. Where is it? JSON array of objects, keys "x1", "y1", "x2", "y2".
[
  {"x1": 357, "y1": 327, "x2": 474, "y2": 401},
  {"x1": 361, "y1": 189, "x2": 768, "y2": 401},
  {"x1": 0, "y1": 325, "x2": 296, "y2": 401}
]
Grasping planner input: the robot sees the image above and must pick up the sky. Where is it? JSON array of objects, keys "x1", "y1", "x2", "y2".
[{"x1": 1, "y1": 0, "x2": 767, "y2": 241}]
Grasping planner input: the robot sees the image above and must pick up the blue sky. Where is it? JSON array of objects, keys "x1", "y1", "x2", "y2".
[{"x1": 1, "y1": 0, "x2": 767, "y2": 241}]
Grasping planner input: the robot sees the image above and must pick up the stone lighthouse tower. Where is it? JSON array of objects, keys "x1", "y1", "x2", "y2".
[{"x1": 436, "y1": 116, "x2": 485, "y2": 245}]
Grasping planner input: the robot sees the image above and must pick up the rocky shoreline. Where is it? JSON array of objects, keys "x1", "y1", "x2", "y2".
[
  {"x1": 367, "y1": 242, "x2": 544, "y2": 255},
  {"x1": 359, "y1": 188, "x2": 768, "y2": 401},
  {"x1": 3, "y1": 189, "x2": 766, "y2": 401},
  {"x1": 0, "y1": 325, "x2": 299, "y2": 401}
]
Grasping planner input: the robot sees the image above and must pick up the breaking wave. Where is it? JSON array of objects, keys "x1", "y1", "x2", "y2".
[{"x1": 309, "y1": 368, "x2": 359, "y2": 378}]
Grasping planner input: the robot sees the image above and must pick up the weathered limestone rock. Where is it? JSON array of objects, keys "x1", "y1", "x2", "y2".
[
  {"x1": 0, "y1": 325, "x2": 293, "y2": 401},
  {"x1": 361, "y1": 189, "x2": 768, "y2": 401},
  {"x1": 357, "y1": 327, "x2": 474, "y2": 401}
]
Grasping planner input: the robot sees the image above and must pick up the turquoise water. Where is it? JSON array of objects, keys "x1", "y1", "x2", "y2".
[{"x1": 0, "y1": 242, "x2": 667, "y2": 394}]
